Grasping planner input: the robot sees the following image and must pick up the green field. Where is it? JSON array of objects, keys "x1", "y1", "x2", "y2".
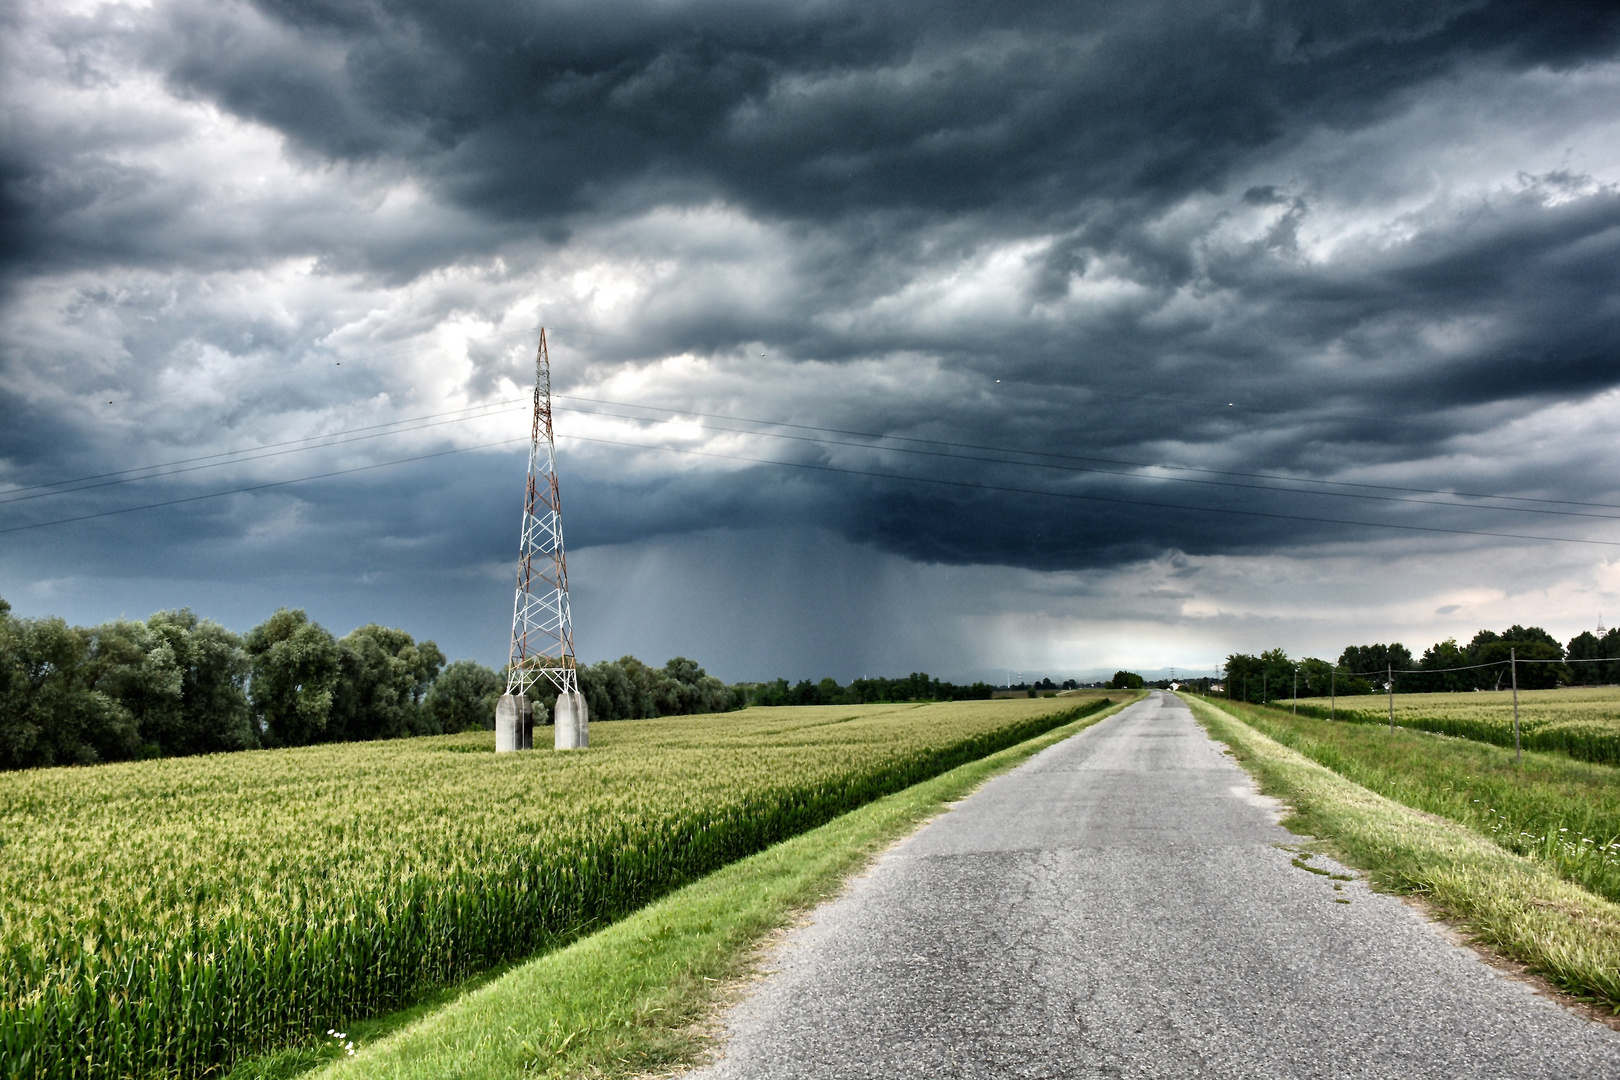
[
  {"x1": 1196, "y1": 696, "x2": 1620, "y2": 906},
  {"x1": 0, "y1": 697, "x2": 1106, "y2": 1080},
  {"x1": 1182, "y1": 695, "x2": 1620, "y2": 1009},
  {"x1": 1288, "y1": 685, "x2": 1620, "y2": 764}
]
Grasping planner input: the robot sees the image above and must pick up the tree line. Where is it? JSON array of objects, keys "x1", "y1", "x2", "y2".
[
  {"x1": 0, "y1": 596, "x2": 740, "y2": 771},
  {"x1": 1, "y1": 592, "x2": 1067, "y2": 772},
  {"x1": 1223, "y1": 623, "x2": 1620, "y2": 703},
  {"x1": 737, "y1": 672, "x2": 997, "y2": 707}
]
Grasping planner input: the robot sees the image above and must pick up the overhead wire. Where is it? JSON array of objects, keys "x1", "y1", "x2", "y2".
[
  {"x1": 550, "y1": 401, "x2": 1620, "y2": 522},
  {"x1": 34, "y1": 310, "x2": 1615, "y2": 515},
  {"x1": 0, "y1": 400, "x2": 528, "y2": 506},
  {"x1": 5, "y1": 316, "x2": 1617, "y2": 543},
  {"x1": 555, "y1": 432, "x2": 1620, "y2": 548},
  {"x1": 0, "y1": 438, "x2": 530, "y2": 536},
  {"x1": 14, "y1": 387, "x2": 1613, "y2": 527},
  {"x1": 555, "y1": 394, "x2": 1620, "y2": 513},
  {"x1": 5, "y1": 396, "x2": 1619, "y2": 546},
  {"x1": 7, "y1": 423, "x2": 1619, "y2": 547},
  {"x1": 99, "y1": 324, "x2": 547, "y2": 409}
]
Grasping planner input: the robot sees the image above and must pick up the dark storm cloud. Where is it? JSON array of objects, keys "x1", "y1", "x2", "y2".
[
  {"x1": 7, "y1": 0, "x2": 1613, "y2": 268},
  {"x1": 4, "y1": 0, "x2": 1620, "y2": 600},
  {"x1": 129, "y1": 0, "x2": 1618, "y2": 226}
]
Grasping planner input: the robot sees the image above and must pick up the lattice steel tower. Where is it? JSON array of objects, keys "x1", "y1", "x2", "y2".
[{"x1": 496, "y1": 328, "x2": 589, "y2": 751}]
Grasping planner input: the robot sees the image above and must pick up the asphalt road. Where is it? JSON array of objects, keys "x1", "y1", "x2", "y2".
[{"x1": 688, "y1": 691, "x2": 1620, "y2": 1079}]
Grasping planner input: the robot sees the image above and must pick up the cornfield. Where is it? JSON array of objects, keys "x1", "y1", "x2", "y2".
[
  {"x1": 1289, "y1": 686, "x2": 1620, "y2": 764},
  {"x1": 0, "y1": 697, "x2": 1105, "y2": 1079}
]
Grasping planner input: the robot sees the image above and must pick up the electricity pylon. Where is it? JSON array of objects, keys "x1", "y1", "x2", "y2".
[{"x1": 496, "y1": 328, "x2": 589, "y2": 751}]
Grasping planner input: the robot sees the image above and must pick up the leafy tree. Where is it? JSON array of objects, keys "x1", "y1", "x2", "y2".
[
  {"x1": 87, "y1": 610, "x2": 253, "y2": 757},
  {"x1": 1297, "y1": 657, "x2": 1339, "y2": 697},
  {"x1": 788, "y1": 679, "x2": 820, "y2": 706},
  {"x1": 0, "y1": 602, "x2": 136, "y2": 768},
  {"x1": 1223, "y1": 650, "x2": 1335, "y2": 702},
  {"x1": 1566, "y1": 628, "x2": 1620, "y2": 686},
  {"x1": 1567, "y1": 631, "x2": 1603, "y2": 685},
  {"x1": 1106, "y1": 670, "x2": 1144, "y2": 690},
  {"x1": 244, "y1": 609, "x2": 341, "y2": 747},
  {"x1": 1469, "y1": 625, "x2": 1568, "y2": 690},
  {"x1": 748, "y1": 678, "x2": 792, "y2": 707},
  {"x1": 1411, "y1": 637, "x2": 1475, "y2": 693},
  {"x1": 1338, "y1": 643, "x2": 1414, "y2": 679},
  {"x1": 740, "y1": 671, "x2": 991, "y2": 706},
  {"x1": 580, "y1": 660, "x2": 637, "y2": 721},
  {"x1": 426, "y1": 659, "x2": 503, "y2": 733},
  {"x1": 576, "y1": 655, "x2": 740, "y2": 722},
  {"x1": 85, "y1": 618, "x2": 181, "y2": 759},
  {"x1": 1223, "y1": 654, "x2": 1262, "y2": 701},
  {"x1": 329, "y1": 624, "x2": 446, "y2": 740},
  {"x1": 1257, "y1": 648, "x2": 1298, "y2": 702},
  {"x1": 167, "y1": 612, "x2": 255, "y2": 753}
]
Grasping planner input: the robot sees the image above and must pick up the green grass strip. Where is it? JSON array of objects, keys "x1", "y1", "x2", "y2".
[
  {"x1": 1287, "y1": 687, "x2": 1620, "y2": 766},
  {"x1": 1193, "y1": 697, "x2": 1620, "y2": 905},
  {"x1": 1181, "y1": 693, "x2": 1620, "y2": 1009},
  {"x1": 284, "y1": 695, "x2": 1142, "y2": 1080}
]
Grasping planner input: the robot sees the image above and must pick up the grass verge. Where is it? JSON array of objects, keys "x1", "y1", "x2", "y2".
[
  {"x1": 1180, "y1": 693, "x2": 1620, "y2": 1010},
  {"x1": 1193, "y1": 697, "x2": 1620, "y2": 905},
  {"x1": 271, "y1": 694, "x2": 1143, "y2": 1080}
]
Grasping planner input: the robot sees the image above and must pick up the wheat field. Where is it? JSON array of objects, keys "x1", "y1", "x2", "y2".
[{"x1": 0, "y1": 697, "x2": 1099, "y2": 1080}]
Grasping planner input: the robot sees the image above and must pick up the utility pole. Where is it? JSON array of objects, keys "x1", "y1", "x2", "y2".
[
  {"x1": 497, "y1": 328, "x2": 589, "y2": 752},
  {"x1": 1387, "y1": 663, "x2": 1394, "y2": 732},
  {"x1": 1330, "y1": 667, "x2": 1336, "y2": 722},
  {"x1": 1511, "y1": 647, "x2": 1521, "y2": 763}
]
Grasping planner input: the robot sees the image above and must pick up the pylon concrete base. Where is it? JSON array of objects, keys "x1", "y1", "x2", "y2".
[
  {"x1": 554, "y1": 690, "x2": 589, "y2": 749},
  {"x1": 494, "y1": 693, "x2": 533, "y2": 753}
]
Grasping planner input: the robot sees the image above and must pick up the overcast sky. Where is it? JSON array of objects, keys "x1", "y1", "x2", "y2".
[{"x1": 3, "y1": 0, "x2": 1619, "y2": 683}]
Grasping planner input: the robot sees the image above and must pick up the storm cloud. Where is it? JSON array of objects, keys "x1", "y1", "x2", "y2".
[{"x1": 3, "y1": 0, "x2": 1619, "y2": 679}]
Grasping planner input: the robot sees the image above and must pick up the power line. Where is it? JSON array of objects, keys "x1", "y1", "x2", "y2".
[
  {"x1": 16, "y1": 393, "x2": 1610, "y2": 529},
  {"x1": 558, "y1": 433, "x2": 1620, "y2": 548},
  {"x1": 552, "y1": 402, "x2": 1620, "y2": 523},
  {"x1": 1254, "y1": 657, "x2": 1612, "y2": 676},
  {"x1": 555, "y1": 394, "x2": 1620, "y2": 514},
  {"x1": 3, "y1": 399, "x2": 526, "y2": 495},
  {"x1": 0, "y1": 401, "x2": 527, "y2": 504},
  {"x1": 7, "y1": 402, "x2": 1619, "y2": 547},
  {"x1": 101, "y1": 325, "x2": 547, "y2": 408},
  {"x1": 13, "y1": 390, "x2": 1617, "y2": 534},
  {"x1": 0, "y1": 438, "x2": 528, "y2": 536},
  {"x1": 18, "y1": 351, "x2": 1618, "y2": 517},
  {"x1": 10, "y1": 424, "x2": 1616, "y2": 548}
]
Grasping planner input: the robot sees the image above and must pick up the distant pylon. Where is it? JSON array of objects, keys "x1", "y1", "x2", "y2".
[{"x1": 497, "y1": 328, "x2": 588, "y2": 750}]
